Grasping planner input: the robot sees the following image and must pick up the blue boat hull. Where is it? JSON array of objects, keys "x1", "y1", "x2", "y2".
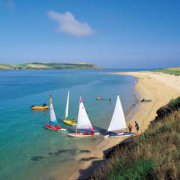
[{"x1": 106, "y1": 132, "x2": 135, "y2": 138}]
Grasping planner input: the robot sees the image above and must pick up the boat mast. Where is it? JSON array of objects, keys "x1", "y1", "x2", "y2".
[
  {"x1": 76, "y1": 96, "x2": 94, "y2": 132},
  {"x1": 50, "y1": 95, "x2": 58, "y2": 125},
  {"x1": 65, "y1": 90, "x2": 69, "y2": 119},
  {"x1": 107, "y1": 95, "x2": 126, "y2": 132}
]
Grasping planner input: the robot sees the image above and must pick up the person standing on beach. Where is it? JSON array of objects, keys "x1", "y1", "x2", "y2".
[
  {"x1": 135, "y1": 121, "x2": 139, "y2": 134},
  {"x1": 128, "y1": 124, "x2": 132, "y2": 132}
]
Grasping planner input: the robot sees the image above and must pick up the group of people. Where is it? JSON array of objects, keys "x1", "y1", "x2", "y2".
[
  {"x1": 128, "y1": 121, "x2": 140, "y2": 134},
  {"x1": 96, "y1": 97, "x2": 112, "y2": 102}
]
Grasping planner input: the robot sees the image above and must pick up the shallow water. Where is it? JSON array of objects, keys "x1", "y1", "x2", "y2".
[{"x1": 0, "y1": 70, "x2": 136, "y2": 180}]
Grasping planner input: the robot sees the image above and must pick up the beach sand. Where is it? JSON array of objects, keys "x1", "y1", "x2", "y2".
[{"x1": 66, "y1": 71, "x2": 180, "y2": 180}]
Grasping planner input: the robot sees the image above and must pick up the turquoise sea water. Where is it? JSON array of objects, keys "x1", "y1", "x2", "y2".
[{"x1": 0, "y1": 70, "x2": 137, "y2": 180}]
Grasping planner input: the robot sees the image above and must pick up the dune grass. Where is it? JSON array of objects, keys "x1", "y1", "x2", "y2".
[
  {"x1": 153, "y1": 68, "x2": 180, "y2": 76},
  {"x1": 91, "y1": 97, "x2": 180, "y2": 180}
]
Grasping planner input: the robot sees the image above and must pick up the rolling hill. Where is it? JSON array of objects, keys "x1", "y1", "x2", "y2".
[{"x1": 0, "y1": 62, "x2": 101, "y2": 70}]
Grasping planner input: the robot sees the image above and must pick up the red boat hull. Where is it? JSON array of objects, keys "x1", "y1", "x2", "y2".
[{"x1": 44, "y1": 125, "x2": 61, "y2": 131}]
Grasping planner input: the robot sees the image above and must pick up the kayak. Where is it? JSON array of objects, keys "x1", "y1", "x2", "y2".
[
  {"x1": 44, "y1": 125, "x2": 66, "y2": 131},
  {"x1": 63, "y1": 119, "x2": 77, "y2": 126},
  {"x1": 32, "y1": 106, "x2": 48, "y2": 110}
]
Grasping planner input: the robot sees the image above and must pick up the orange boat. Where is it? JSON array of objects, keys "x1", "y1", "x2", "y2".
[{"x1": 31, "y1": 105, "x2": 48, "y2": 110}]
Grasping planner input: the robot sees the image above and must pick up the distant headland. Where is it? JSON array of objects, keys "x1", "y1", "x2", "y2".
[{"x1": 0, "y1": 62, "x2": 102, "y2": 70}]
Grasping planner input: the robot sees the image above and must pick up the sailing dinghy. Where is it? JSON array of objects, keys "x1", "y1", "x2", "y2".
[
  {"x1": 63, "y1": 91, "x2": 77, "y2": 126},
  {"x1": 44, "y1": 95, "x2": 66, "y2": 131},
  {"x1": 67, "y1": 96, "x2": 99, "y2": 137},
  {"x1": 105, "y1": 95, "x2": 135, "y2": 138}
]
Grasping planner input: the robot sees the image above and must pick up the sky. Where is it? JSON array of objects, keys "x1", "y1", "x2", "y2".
[{"x1": 0, "y1": 0, "x2": 180, "y2": 68}]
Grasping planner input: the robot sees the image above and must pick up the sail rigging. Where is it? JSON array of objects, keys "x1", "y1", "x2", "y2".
[
  {"x1": 108, "y1": 95, "x2": 126, "y2": 132},
  {"x1": 50, "y1": 95, "x2": 58, "y2": 125},
  {"x1": 65, "y1": 90, "x2": 69, "y2": 119},
  {"x1": 76, "y1": 96, "x2": 94, "y2": 132}
]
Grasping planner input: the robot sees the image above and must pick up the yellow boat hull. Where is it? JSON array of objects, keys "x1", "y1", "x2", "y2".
[
  {"x1": 63, "y1": 119, "x2": 77, "y2": 126},
  {"x1": 32, "y1": 106, "x2": 48, "y2": 110}
]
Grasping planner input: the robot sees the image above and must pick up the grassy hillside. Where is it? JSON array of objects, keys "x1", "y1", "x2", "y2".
[
  {"x1": 154, "y1": 67, "x2": 180, "y2": 76},
  {"x1": 0, "y1": 64, "x2": 14, "y2": 69},
  {"x1": 0, "y1": 62, "x2": 100, "y2": 70},
  {"x1": 91, "y1": 97, "x2": 180, "y2": 180}
]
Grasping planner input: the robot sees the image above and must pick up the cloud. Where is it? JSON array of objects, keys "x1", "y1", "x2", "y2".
[
  {"x1": 47, "y1": 11, "x2": 94, "y2": 37},
  {"x1": 0, "y1": 0, "x2": 14, "y2": 9}
]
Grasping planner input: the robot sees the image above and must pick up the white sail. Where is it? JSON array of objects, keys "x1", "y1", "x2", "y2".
[
  {"x1": 50, "y1": 96, "x2": 58, "y2": 125},
  {"x1": 108, "y1": 95, "x2": 127, "y2": 132},
  {"x1": 65, "y1": 90, "x2": 69, "y2": 119},
  {"x1": 76, "y1": 96, "x2": 94, "y2": 132}
]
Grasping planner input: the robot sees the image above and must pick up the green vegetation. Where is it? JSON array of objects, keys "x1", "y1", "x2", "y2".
[
  {"x1": 0, "y1": 62, "x2": 100, "y2": 70},
  {"x1": 0, "y1": 64, "x2": 14, "y2": 69},
  {"x1": 169, "y1": 97, "x2": 180, "y2": 109},
  {"x1": 91, "y1": 97, "x2": 180, "y2": 180},
  {"x1": 153, "y1": 67, "x2": 180, "y2": 76},
  {"x1": 156, "y1": 97, "x2": 180, "y2": 120}
]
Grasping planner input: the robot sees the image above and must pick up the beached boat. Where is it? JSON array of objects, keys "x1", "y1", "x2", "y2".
[
  {"x1": 105, "y1": 95, "x2": 135, "y2": 138},
  {"x1": 67, "y1": 96, "x2": 99, "y2": 137},
  {"x1": 44, "y1": 95, "x2": 66, "y2": 131},
  {"x1": 63, "y1": 91, "x2": 77, "y2": 126}
]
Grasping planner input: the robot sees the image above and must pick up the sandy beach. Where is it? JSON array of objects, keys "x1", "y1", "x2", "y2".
[{"x1": 67, "y1": 71, "x2": 180, "y2": 180}]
